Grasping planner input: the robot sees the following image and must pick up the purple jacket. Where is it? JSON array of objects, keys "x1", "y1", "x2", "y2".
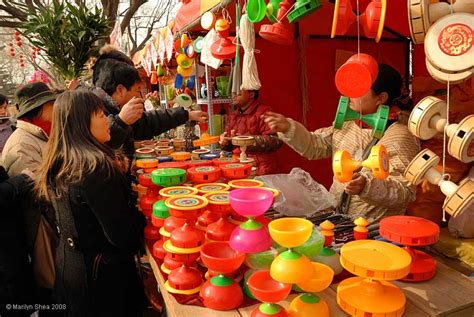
[{"x1": 0, "y1": 119, "x2": 13, "y2": 154}]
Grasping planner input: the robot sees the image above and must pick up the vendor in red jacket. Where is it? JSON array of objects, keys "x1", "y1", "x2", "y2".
[{"x1": 220, "y1": 89, "x2": 282, "y2": 175}]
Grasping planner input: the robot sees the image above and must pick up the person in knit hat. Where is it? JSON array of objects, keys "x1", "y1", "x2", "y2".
[{"x1": 2, "y1": 83, "x2": 57, "y2": 176}]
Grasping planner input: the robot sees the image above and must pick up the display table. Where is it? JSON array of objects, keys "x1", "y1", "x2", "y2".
[{"x1": 145, "y1": 246, "x2": 474, "y2": 317}]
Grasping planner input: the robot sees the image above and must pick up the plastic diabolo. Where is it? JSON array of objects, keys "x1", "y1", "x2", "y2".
[
  {"x1": 333, "y1": 96, "x2": 389, "y2": 140},
  {"x1": 288, "y1": 294, "x2": 329, "y2": 317},
  {"x1": 335, "y1": 54, "x2": 379, "y2": 98},
  {"x1": 333, "y1": 144, "x2": 389, "y2": 183}
]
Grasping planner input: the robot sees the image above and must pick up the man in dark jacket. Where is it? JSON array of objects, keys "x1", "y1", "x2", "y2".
[
  {"x1": 0, "y1": 166, "x2": 36, "y2": 316},
  {"x1": 93, "y1": 59, "x2": 207, "y2": 157}
]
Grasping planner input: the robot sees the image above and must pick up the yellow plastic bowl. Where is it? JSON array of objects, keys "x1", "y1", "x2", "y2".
[
  {"x1": 296, "y1": 262, "x2": 334, "y2": 293},
  {"x1": 270, "y1": 251, "x2": 314, "y2": 284},
  {"x1": 288, "y1": 294, "x2": 329, "y2": 317},
  {"x1": 268, "y1": 218, "x2": 313, "y2": 248}
]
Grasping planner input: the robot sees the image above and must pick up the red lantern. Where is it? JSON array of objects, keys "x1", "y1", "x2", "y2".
[
  {"x1": 20, "y1": 64, "x2": 25, "y2": 68},
  {"x1": 9, "y1": 51, "x2": 15, "y2": 57},
  {"x1": 14, "y1": 30, "x2": 20, "y2": 36}
]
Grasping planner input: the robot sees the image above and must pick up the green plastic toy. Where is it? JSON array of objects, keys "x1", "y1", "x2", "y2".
[
  {"x1": 151, "y1": 168, "x2": 186, "y2": 187},
  {"x1": 287, "y1": 0, "x2": 322, "y2": 23},
  {"x1": 333, "y1": 96, "x2": 389, "y2": 140}
]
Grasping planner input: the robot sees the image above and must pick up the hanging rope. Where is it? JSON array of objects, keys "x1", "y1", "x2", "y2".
[
  {"x1": 441, "y1": 0, "x2": 455, "y2": 222},
  {"x1": 297, "y1": 35, "x2": 310, "y2": 126},
  {"x1": 232, "y1": 0, "x2": 242, "y2": 95},
  {"x1": 240, "y1": 13, "x2": 261, "y2": 90}
]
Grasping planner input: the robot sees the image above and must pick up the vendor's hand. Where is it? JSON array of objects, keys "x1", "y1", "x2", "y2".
[
  {"x1": 188, "y1": 110, "x2": 208, "y2": 123},
  {"x1": 345, "y1": 173, "x2": 367, "y2": 195},
  {"x1": 262, "y1": 112, "x2": 290, "y2": 133},
  {"x1": 219, "y1": 130, "x2": 236, "y2": 146},
  {"x1": 119, "y1": 97, "x2": 144, "y2": 125}
]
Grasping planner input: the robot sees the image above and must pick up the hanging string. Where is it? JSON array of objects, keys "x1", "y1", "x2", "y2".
[
  {"x1": 277, "y1": 2, "x2": 298, "y2": 24},
  {"x1": 240, "y1": 13, "x2": 261, "y2": 90},
  {"x1": 221, "y1": 8, "x2": 233, "y2": 24},
  {"x1": 441, "y1": 0, "x2": 455, "y2": 222},
  {"x1": 356, "y1": 0, "x2": 364, "y2": 153}
]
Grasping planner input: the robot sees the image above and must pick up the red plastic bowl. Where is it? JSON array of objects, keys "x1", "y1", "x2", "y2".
[
  {"x1": 248, "y1": 270, "x2": 292, "y2": 303},
  {"x1": 200, "y1": 242, "x2": 245, "y2": 273}
]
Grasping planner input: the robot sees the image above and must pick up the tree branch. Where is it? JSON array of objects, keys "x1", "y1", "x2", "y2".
[
  {"x1": 0, "y1": 1, "x2": 28, "y2": 21},
  {"x1": 0, "y1": 21, "x2": 22, "y2": 28},
  {"x1": 120, "y1": 0, "x2": 147, "y2": 34}
]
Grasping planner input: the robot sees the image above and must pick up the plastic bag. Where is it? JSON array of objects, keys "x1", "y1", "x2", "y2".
[
  {"x1": 200, "y1": 29, "x2": 222, "y2": 70},
  {"x1": 255, "y1": 168, "x2": 336, "y2": 216}
]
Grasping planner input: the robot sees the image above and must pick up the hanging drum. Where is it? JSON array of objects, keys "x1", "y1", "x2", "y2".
[{"x1": 424, "y1": 13, "x2": 473, "y2": 75}]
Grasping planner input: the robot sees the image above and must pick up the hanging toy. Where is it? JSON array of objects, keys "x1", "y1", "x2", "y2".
[
  {"x1": 331, "y1": 0, "x2": 387, "y2": 43},
  {"x1": 211, "y1": 16, "x2": 237, "y2": 60},
  {"x1": 259, "y1": 0, "x2": 295, "y2": 45},
  {"x1": 157, "y1": 63, "x2": 165, "y2": 77},
  {"x1": 408, "y1": 0, "x2": 474, "y2": 44},
  {"x1": 175, "y1": 93, "x2": 193, "y2": 109},
  {"x1": 404, "y1": 149, "x2": 473, "y2": 220},
  {"x1": 335, "y1": 53, "x2": 379, "y2": 98},
  {"x1": 424, "y1": 13, "x2": 473, "y2": 84},
  {"x1": 201, "y1": 11, "x2": 217, "y2": 30},
  {"x1": 247, "y1": 0, "x2": 267, "y2": 23},
  {"x1": 287, "y1": 0, "x2": 321, "y2": 23},
  {"x1": 175, "y1": 36, "x2": 196, "y2": 89},
  {"x1": 266, "y1": 0, "x2": 283, "y2": 23},
  {"x1": 408, "y1": 96, "x2": 474, "y2": 163},
  {"x1": 240, "y1": 14, "x2": 262, "y2": 91},
  {"x1": 150, "y1": 71, "x2": 158, "y2": 85},
  {"x1": 333, "y1": 144, "x2": 390, "y2": 183},
  {"x1": 333, "y1": 96, "x2": 389, "y2": 140},
  {"x1": 193, "y1": 36, "x2": 205, "y2": 53}
]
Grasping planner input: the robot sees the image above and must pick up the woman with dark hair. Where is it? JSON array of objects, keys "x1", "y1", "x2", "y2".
[
  {"x1": 36, "y1": 90, "x2": 146, "y2": 316},
  {"x1": 263, "y1": 63, "x2": 420, "y2": 221}
]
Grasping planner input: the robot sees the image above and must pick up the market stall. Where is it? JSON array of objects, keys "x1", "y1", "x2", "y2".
[{"x1": 130, "y1": 0, "x2": 473, "y2": 315}]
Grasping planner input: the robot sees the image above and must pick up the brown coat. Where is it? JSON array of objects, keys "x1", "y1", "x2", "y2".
[{"x1": 1, "y1": 120, "x2": 48, "y2": 176}]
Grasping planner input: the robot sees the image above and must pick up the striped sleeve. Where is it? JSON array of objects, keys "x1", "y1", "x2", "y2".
[
  {"x1": 278, "y1": 118, "x2": 333, "y2": 160},
  {"x1": 358, "y1": 123, "x2": 421, "y2": 211}
]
